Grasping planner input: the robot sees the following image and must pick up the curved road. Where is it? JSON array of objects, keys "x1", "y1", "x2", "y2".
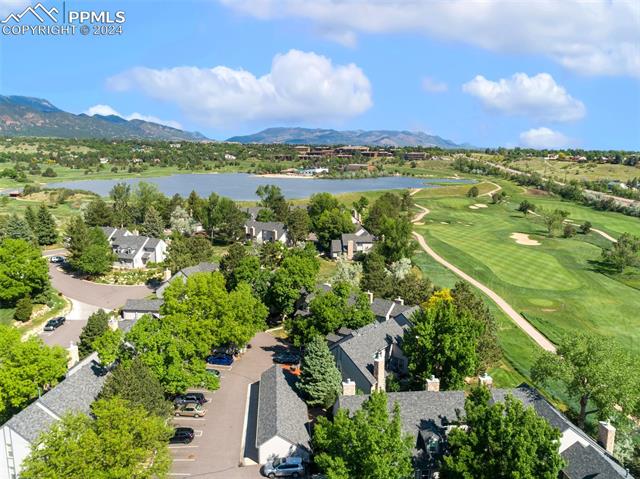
[
  {"x1": 48, "y1": 263, "x2": 153, "y2": 309},
  {"x1": 412, "y1": 204, "x2": 557, "y2": 353}
]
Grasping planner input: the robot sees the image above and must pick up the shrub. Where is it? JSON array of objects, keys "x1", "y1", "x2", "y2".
[
  {"x1": 467, "y1": 186, "x2": 479, "y2": 198},
  {"x1": 14, "y1": 296, "x2": 33, "y2": 322}
]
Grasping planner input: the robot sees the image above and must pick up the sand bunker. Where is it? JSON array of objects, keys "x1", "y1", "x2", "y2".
[
  {"x1": 469, "y1": 203, "x2": 488, "y2": 210},
  {"x1": 414, "y1": 222, "x2": 424, "y2": 226},
  {"x1": 510, "y1": 233, "x2": 541, "y2": 246}
]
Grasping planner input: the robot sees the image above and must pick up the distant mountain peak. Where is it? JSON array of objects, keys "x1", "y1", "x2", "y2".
[
  {"x1": 227, "y1": 127, "x2": 465, "y2": 148},
  {"x1": 0, "y1": 95, "x2": 207, "y2": 141}
]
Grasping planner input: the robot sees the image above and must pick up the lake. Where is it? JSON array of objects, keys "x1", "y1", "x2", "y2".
[{"x1": 47, "y1": 173, "x2": 473, "y2": 200}]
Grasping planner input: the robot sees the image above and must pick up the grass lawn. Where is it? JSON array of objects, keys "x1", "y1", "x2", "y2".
[
  {"x1": 497, "y1": 156, "x2": 640, "y2": 182},
  {"x1": 0, "y1": 194, "x2": 93, "y2": 232},
  {"x1": 1, "y1": 294, "x2": 69, "y2": 333},
  {"x1": 412, "y1": 180, "x2": 640, "y2": 360}
]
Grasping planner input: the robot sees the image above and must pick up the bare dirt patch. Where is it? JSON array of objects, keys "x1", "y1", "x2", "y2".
[
  {"x1": 469, "y1": 203, "x2": 488, "y2": 210},
  {"x1": 510, "y1": 232, "x2": 541, "y2": 246}
]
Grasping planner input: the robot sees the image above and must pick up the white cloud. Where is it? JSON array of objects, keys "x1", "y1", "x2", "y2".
[
  {"x1": 84, "y1": 104, "x2": 182, "y2": 129},
  {"x1": 218, "y1": 0, "x2": 640, "y2": 78},
  {"x1": 462, "y1": 73, "x2": 585, "y2": 122},
  {"x1": 107, "y1": 50, "x2": 372, "y2": 126},
  {"x1": 421, "y1": 77, "x2": 448, "y2": 93},
  {"x1": 519, "y1": 127, "x2": 572, "y2": 149}
]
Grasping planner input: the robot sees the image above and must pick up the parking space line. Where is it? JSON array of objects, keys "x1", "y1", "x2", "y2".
[
  {"x1": 169, "y1": 445, "x2": 199, "y2": 449},
  {"x1": 194, "y1": 430, "x2": 203, "y2": 437},
  {"x1": 168, "y1": 474, "x2": 191, "y2": 477},
  {"x1": 172, "y1": 417, "x2": 207, "y2": 421},
  {"x1": 173, "y1": 458, "x2": 196, "y2": 462}
]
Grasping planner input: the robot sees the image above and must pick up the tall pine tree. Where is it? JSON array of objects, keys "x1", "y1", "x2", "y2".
[
  {"x1": 35, "y1": 204, "x2": 57, "y2": 246},
  {"x1": 141, "y1": 206, "x2": 164, "y2": 238},
  {"x1": 297, "y1": 335, "x2": 342, "y2": 408}
]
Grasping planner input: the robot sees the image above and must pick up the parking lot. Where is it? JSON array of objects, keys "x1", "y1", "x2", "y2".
[{"x1": 168, "y1": 332, "x2": 284, "y2": 479}]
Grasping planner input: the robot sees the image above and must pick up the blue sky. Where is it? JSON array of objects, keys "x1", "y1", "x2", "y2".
[{"x1": 0, "y1": 0, "x2": 639, "y2": 149}]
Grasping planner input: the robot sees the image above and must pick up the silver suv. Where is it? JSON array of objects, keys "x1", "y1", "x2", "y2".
[{"x1": 262, "y1": 456, "x2": 305, "y2": 478}]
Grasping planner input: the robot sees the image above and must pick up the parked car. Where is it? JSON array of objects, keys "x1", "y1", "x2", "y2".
[
  {"x1": 169, "y1": 427, "x2": 195, "y2": 444},
  {"x1": 173, "y1": 392, "x2": 207, "y2": 405},
  {"x1": 49, "y1": 255, "x2": 65, "y2": 263},
  {"x1": 273, "y1": 352, "x2": 300, "y2": 365},
  {"x1": 262, "y1": 456, "x2": 305, "y2": 478},
  {"x1": 43, "y1": 317, "x2": 66, "y2": 331},
  {"x1": 206, "y1": 353, "x2": 234, "y2": 366},
  {"x1": 174, "y1": 402, "x2": 207, "y2": 418}
]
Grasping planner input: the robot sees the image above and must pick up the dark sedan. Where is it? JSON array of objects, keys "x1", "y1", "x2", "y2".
[
  {"x1": 169, "y1": 427, "x2": 195, "y2": 444},
  {"x1": 173, "y1": 392, "x2": 207, "y2": 405},
  {"x1": 43, "y1": 316, "x2": 66, "y2": 331},
  {"x1": 206, "y1": 354, "x2": 234, "y2": 366},
  {"x1": 273, "y1": 352, "x2": 300, "y2": 365}
]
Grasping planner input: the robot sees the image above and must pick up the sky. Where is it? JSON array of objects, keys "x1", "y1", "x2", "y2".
[{"x1": 0, "y1": 0, "x2": 639, "y2": 149}]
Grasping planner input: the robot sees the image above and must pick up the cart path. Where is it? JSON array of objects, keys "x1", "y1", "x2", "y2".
[{"x1": 412, "y1": 204, "x2": 557, "y2": 353}]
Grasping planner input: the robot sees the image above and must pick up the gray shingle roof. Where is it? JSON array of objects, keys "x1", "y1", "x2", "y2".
[
  {"x1": 330, "y1": 239, "x2": 342, "y2": 254},
  {"x1": 245, "y1": 220, "x2": 286, "y2": 238},
  {"x1": 562, "y1": 442, "x2": 627, "y2": 479},
  {"x1": 118, "y1": 319, "x2": 137, "y2": 333},
  {"x1": 333, "y1": 316, "x2": 410, "y2": 388},
  {"x1": 370, "y1": 298, "x2": 395, "y2": 318},
  {"x1": 256, "y1": 366, "x2": 310, "y2": 449},
  {"x1": 340, "y1": 233, "x2": 375, "y2": 245},
  {"x1": 4, "y1": 353, "x2": 107, "y2": 443},
  {"x1": 336, "y1": 390, "x2": 465, "y2": 442},
  {"x1": 122, "y1": 298, "x2": 163, "y2": 313},
  {"x1": 181, "y1": 262, "x2": 219, "y2": 277}
]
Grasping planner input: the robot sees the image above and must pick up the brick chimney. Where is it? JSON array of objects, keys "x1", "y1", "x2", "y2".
[
  {"x1": 478, "y1": 373, "x2": 493, "y2": 388},
  {"x1": 366, "y1": 291, "x2": 374, "y2": 304},
  {"x1": 347, "y1": 240, "x2": 354, "y2": 260},
  {"x1": 425, "y1": 375, "x2": 440, "y2": 392},
  {"x1": 342, "y1": 379, "x2": 356, "y2": 396},
  {"x1": 373, "y1": 350, "x2": 386, "y2": 392},
  {"x1": 67, "y1": 342, "x2": 79, "y2": 368},
  {"x1": 598, "y1": 421, "x2": 616, "y2": 454}
]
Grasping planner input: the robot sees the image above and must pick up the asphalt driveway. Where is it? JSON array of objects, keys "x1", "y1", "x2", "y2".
[
  {"x1": 169, "y1": 332, "x2": 285, "y2": 479},
  {"x1": 45, "y1": 250, "x2": 153, "y2": 309}
]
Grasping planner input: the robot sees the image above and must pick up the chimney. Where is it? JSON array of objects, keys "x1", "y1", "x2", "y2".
[
  {"x1": 342, "y1": 379, "x2": 356, "y2": 396},
  {"x1": 373, "y1": 350, "x2": 386, "y2": 392},
  {"x1": 163, "y1": 268, "x2": 172, "y2": 281},
  {"x1": 425, "y1": 375, "x2": 440, "y2": 392},
  {"x1": 598, "y1": 421, "x2": 616, "y2": 454},
  {"x1": 347, "y1": 240, "x2": 354, "y2": 260},
  {"x1": 250, "y1": 226, "x2": 256, "y2": 237},
  {"x1": 366, "y1": 291, "x2": 374, "y2": 304},
  {"x1": 67, "y1": 342, "x2": 79, "y2": 368},
  {"x1": 478, "y1": 373, "x2": 493, "y2": 388},
  {"x1": 394, "y1": 297, "x2": 404, "y2": 306}
]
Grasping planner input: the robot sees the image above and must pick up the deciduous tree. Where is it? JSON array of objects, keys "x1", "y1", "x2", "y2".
[
  {"x1": 532, "y1": 333, "x2": 639, "y2": 428},
  {"x1": 84, "y1": 197, "x2": 114, "y2": 227},
  {"x1": 20, "y1": 398, "x2": 172, "y2": 479},
  {"x1": 404, "y1": 289, "x2": 480, "y2": 390},
  {"x1": 0, "y1": 238, "x2": 49, "y2": 305},
  {"x1": 441, "y1": 386, "x2": 564, "y2": 478},
  {"x1": 313, "y1": 391, "x2": 414, "y2": 479},
  {"x1": 164, "y1": 233, "x2": 215, "y2": 274}
]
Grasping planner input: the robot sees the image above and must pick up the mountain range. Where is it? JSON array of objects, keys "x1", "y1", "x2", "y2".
[
  {"x1": 227, "y1": 127, "x2": 466, "y2": 148},
  {"x1": 0, "y1": 96, "x2": 207, "y2": 141}
]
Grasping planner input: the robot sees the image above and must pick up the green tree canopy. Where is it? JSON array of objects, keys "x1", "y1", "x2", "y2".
[
  {"x1": 404, "y1": 289, "x2": 480, "y2": 390},
  {"x1": 0, "y1": 325, "x2": 67, "y2": 422},
  {"x1": 99, "y1": 357, "x2": 171, "y2": 417},
  {"x1": 285, "y1": 207, "x2": 311, "y2": 244},
  {"x1": 0, "y1": 238, "x2": 49, "y2": 305},
  {"x1": 313, "y1": 391, "x2": 414, "y2": 479},
  {"x1": 20, "y1": 397, "x2": 172, "y2": 479},
  {"x1": 532, "y1": 332, "x2": 639, "y2": 428},
  {"x1": 84, "y1": 197, "x2": 114, "y2": 227},
  {"x1": 601, "y1": 233, "x2": 639, "y2": 272},
  {"x1": 1, "y1": 214, "x2": 34, "y2": 242},
  {"x1": 164, "y1": 233, "x2": 215, "y2": 274},
  {"x1": 269, "y1": 248, "x2": 320, "y2": 318},
  {"x1": 256, "y1": 184, "x2": 289, "y2": 221},
  {"x1": 109, "y1": 182, "x2": 132, "y2": 227},
  {"x1": 141, "y1": 205, "x2": 165, "y2": 239},
  {"x1": 35, "y1": 203, "x2": 58, "y2": 246},
  {"x1": 374, "y1": 217, "x2": 416, "y2": 263},
  {"x1": 161, "y1": 271, "x2": 268, "y2": 350},
  {"x1": 441, "y1": 386, "x2": 564, "y2": 478},
  {"x1": 202, "y1": 194, "x2": 246, "y2": 243},
  {"x1": 78, "y1": 309, "x2": 110, "y2": 358},
  {"x1": 287, "y1": 282, "x2": 374, "y2": 346},
  {"x1": 67, "y1": 217, "x2": 114, "y2": 276},
  {"x1": 297, "y1": 336, "x2": 342, "y2": 408}
]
